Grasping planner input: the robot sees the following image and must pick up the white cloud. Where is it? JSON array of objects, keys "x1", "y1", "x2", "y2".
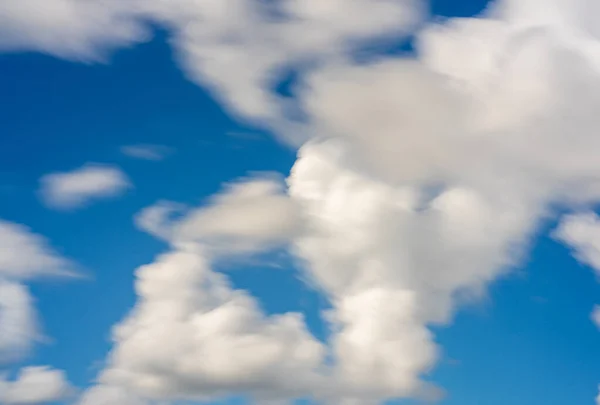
[
  {"x1": 287, "y1": 140, "x2": 534, "y2": 402},
  {"x1": 39, "y1": 163, "x2": 131, "y2": 210},
  {"x1": 0, "y1": 0, "x2": 148, "y2": 60},
  {"x1": 135, "y1": 175, "x2": 303, "y2": 255},
  {"x1": 0, "y1": 0, "x2": 424, "y2": 143},
  {"x1": 0, "y1": 219, "x2": 77, "y2": 364},
  {"x1": 0, "y1": 366, "x2": 74, "y2": 405},
  {"x1": 92, "y1": 250, "x2": 325, "y2": 403},
  {"x1": 0, "y1": 220, "x2": 76, "y2": 280},
  {"x1": 77, "y1": 385, "x2": 147, "y2": 405},
  {"x1": 282, "y1": 2, "x2": 600, "y2": 397},
  {"x1": 0, "y1": 281, "x2": 37, "y2": 365},
  {"x1": 554, "y1": 212, "x2": 600, "y2": 273},
  {"x1": 134, "y1": 200, "x2": 184, "y2": 242},
  {"x1": 150, "y1": 0, "x2": 423, "y2": 127},
  {"x1": 120, "y1": 144, "x2": 173, "y2": 161}
]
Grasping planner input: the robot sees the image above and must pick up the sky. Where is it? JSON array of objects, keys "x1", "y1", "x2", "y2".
[{"x1": 3, "y1": 0, "x2": 600, "y2": 404}]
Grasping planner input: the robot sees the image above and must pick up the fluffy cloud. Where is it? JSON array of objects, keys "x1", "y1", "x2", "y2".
[
  {"x1": 135, "y1": 176, "x2": 303, "y2": 254},
  {"x1": 0, "y1": 219, "x2": 76, "y2": 364},
  {"x1": 92, "y1": 250, "x2": 324, "y2": 403},
  {"x1": 120, "y1": 144, "x2": 173, "y2": 161},
  {"x1": 284, "y1": 2, "x2": 600, "y2": 400},
  {"x1": 287, "y1": 140, "x2": 534, "y2": 402},
  {"x1": 0, "y1": 366, "x2": 74, "y2": 405},
  {"x1": 39, "y1": 164, "x2": 131, "y2": 210}
]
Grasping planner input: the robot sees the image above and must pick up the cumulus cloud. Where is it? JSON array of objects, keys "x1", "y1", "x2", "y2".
[
  {"x1": 287, "y1": 139, "x2": 534, "y2": 402},
  {"x1": 92, "y1": 250, "x2": 324, "y2": 403},
  {"x1": 135, "y1": 175, "x2": 303, "y2": 254},
  {"x1": 120, "y1": 144, "x2": 173, "y2": 161},
  {"x1": 0, "y1": 219, "x2": 76, "y2": 364},
  {"x1": 39, "y1": 164, "x2": 131, "y2": 210},
  {"x1": 0, "y1": 366, "x2": 74, "y2": 405},
  {"x1": 283, "y1": 2, "x2": 600, "y2": 399}
]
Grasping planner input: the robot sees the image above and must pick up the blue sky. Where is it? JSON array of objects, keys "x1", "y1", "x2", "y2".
[{"x1": 3, "y1": 0, "x2": 600, "y2": 405}]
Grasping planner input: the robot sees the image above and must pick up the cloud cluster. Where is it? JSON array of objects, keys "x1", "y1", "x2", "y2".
[
  {"x1": 0, "y1": 366, "x2": 73, "y2": 405},
  {"x1": 7, "y1": 0, "x2": 600, "y2": 404},
  {"x1": 39, "y1": 164, "x2": 131, "y2": 210}
]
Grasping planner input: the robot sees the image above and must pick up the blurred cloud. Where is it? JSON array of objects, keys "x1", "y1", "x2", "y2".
[
  {"x1": 39, "y1": 163, "x2": 131, "y2": 210},
  {"x1": 135, "y1": 174, "x2": 303, "y2": 255},
  {"x1": 120, "y1": 144, "x2": 173, "y2": 161},
  {"x1": 0, "y1": 366, "x2": 74, "y2": 405},
  {"x1": 0, "y1": 219, "x2": 77, "y2": 364}
]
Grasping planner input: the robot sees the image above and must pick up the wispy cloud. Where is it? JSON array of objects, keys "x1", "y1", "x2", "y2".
[{"x1": 120, "y1": 144, "x2": 173, "y2": 161}]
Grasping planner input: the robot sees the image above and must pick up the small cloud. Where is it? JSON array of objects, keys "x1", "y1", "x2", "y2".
[
  {"x1": 134, "y1": 173, "x2": 302, "y2": 255},
  {"x1": 120, "y1": 144, "x2": 173, "y2": 161},
  {"x1": 39, "y1": 163, "x2": 131, "y2": 210},
  {"x1": 0, "y1": 366, "x2": 75, "y2": 404},
  {"x1": 0, "y1": 219, "x2": 77, "y2": 280},
  {"x1": 592, "y1": 305, "x2": 600, "y2": 329},
  {"x1": 531, "y1": 296, "x2": 548, "y2": 305},
  {"x1": 0, "y1": 219, "x2": 80, "y2": 364}
]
